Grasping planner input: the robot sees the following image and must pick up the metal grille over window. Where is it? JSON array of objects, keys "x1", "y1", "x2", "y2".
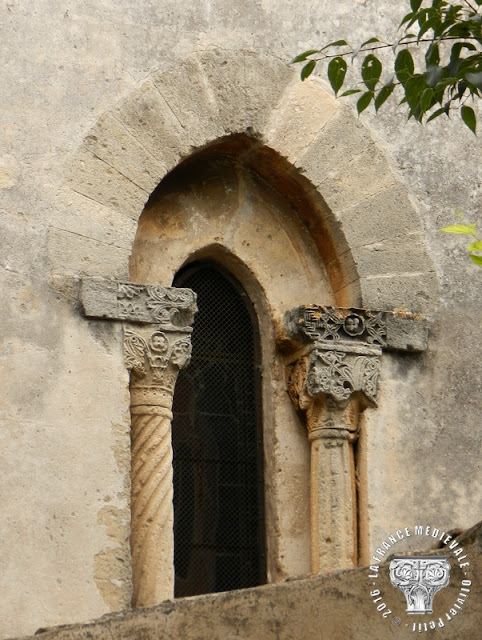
[{"x1": 172, "y1": 263, "x2": 265, "y2": 597}]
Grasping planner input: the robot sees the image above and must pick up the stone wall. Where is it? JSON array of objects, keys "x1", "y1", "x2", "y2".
[
  {"x1": 1, "y1": 1, "x2": 480, "y2": 637},
  {"x1": 12, "y1": 522, "x2": 482, "y2": 640}
]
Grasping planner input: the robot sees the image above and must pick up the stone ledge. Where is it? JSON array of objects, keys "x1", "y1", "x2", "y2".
[{"x1": 14, "y1": 521, "x2": 482, "y2": 640}]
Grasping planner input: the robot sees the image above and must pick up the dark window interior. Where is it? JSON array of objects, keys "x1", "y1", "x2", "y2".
[{"x1": 172, "y1": 262, "x2": 266, "y2": 597}]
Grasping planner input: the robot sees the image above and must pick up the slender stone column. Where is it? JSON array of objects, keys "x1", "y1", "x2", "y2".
[
  {"x1": 80, "y1": 278, "x2": 197, "y2": 607},
  {"x1": 283, "y1": 305, "x2": 428, "y2": 573},
  {"x1": 288, "y1": 340, "x2": 381, "y2": 572}
]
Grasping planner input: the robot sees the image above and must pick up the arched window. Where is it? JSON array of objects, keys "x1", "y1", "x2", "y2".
[{"x1": 172, "y1": 262, "x2": 266, "y2": 597}]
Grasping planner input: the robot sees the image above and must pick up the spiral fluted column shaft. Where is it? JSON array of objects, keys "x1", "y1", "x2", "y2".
[{"x1": 130, "y1": 403, "x2": 174, "y2": 607}]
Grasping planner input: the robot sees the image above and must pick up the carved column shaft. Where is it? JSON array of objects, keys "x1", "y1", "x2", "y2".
[
  {"x1": 309, "y1": 399, "x2": 359, "y2": 572},
  {"x1": 81, "y1": 278, "x2": 197, "y2": 607}
]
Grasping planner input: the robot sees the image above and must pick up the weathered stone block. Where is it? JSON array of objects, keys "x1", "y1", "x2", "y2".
[
  {"x1": 83, "y1": 113, "x2": 165, "y2": 193},
  {"x1": 66, "y1": 146, "x2": 148, "y2": 219},
  {"x1": 360, "y1": 272, "x2": 440, "y2": 313},
  {"x1": 241, "y1": 51, "x2": 295, "y2": 134},
  {"x1": 338, "y1": 184, "x2": 424, "y2": 247},
  {"x1": 112, "y1": 81, "x2": 191, "y2": 175},
  {"x1": 296, "y1": 106, "x2": 373, "y2": 187},
  {"x1": 48, "y1": 228, "x2": 130, "y2": 279},
  {"x1": 349, "y1": 232, "x2": 434, "y2": 278},
  {"x1": 319, "y1": 143, "x2": 398, "y2": 214},
  {"x1": 151, "y1": 58, "x2": 224, "y2": 147},
  {"x1": 385, "y1": 313, "x2": 429, "y2": 352},
  {"x1": 266, "y1": 76, "x2": 340, "y2": 163}
]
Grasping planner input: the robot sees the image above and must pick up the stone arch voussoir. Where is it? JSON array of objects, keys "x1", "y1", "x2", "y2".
[{"x1": 65, "y1": 49, "x2": 439, "y2": 313}]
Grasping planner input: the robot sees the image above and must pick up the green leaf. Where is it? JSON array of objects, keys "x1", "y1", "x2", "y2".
[
  {"x1": 410, "y1": 0, "x2": 423, "y2": 11},
  {"x1": 301, "y1": 60, "x2": 316, "y2": 81},
  {"x1": 405, "y1": 74, "x2": 428, "y2": 114},
  {"x1": 319, "y1": 39, "x2": 349, "y2": 53},
  {"x1": 469, "y1": 254, "x2": 482, "y2": 266},
  {"x1": 461, "y1": 105, "x2": 477, "y2": 134},
  {"x1": 426, "y1": 106, "x2": 449, "y2": 122},
  {"x1": 357, "y1": 91, "x2": 374, "y2": 114},
  {"x1": 395, "y1": 49, "x2": 415, "y2": 83},
  {"x1": 361, "y1": 37, "x2": 381, "y2": 47},
  {"x1": 440, "y1": 224, "x2": 477, "y2": 235},
  {"x1": 420, "y1": 88, "x2": 435, "y2": 114},
  {"x1": 450, "y1": 42, "x2": 477, "y2": 62},
  {"x1": 418, "y1": 16, "x2": 441, "y2": 40},
  {"x1": 291, "y1": 50, "x2": 319, "y2": 64},
  {"x1": 328, "y1": 57, "x2": 347, "y2": 96},
  {"x1": 425, "y1": 43, "x2": 440, "y2": 67},
  {"x1": 340, "y1": 89, "x2": 362, "y2": 96},
  {"x1": 467, "y1": 240, "x2": 482, "y2": 251},
  {"x1": 375, "y1": 84, "x2": 395, "y2": 111},
  {"x1": 399, "y1": 11, "x2": 415, "y2": 28},
  {"x1": 361, "y1": 54, "x2": 383, "y2": 90}
]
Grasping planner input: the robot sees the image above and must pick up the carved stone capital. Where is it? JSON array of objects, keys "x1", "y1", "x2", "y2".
[
  {"x1": 80, "y1": 277, "x2": 197, "y2": 331},
  {"x1": 124, "y1": 324, "x2": 192, "y2": 403},
  {"x1": 287, "y1": 341, "x2": 381, "y2": 439}
]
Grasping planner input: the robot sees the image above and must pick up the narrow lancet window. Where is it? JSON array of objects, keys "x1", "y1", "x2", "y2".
[{"x1": 172, "y1": 262, "x2": 265, "y2": 597}]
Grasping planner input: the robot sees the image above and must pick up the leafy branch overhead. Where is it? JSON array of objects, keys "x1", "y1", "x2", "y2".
[
  {"x1": 441, "y1": 216, "x2": 482, "y2": 264},
  {"x1": 292, "y1": 0, "x2": 482, "y2": 132}
]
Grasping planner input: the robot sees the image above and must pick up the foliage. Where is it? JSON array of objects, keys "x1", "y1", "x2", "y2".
[
  {"x1": 292, "y1": 0, "x2": 482, "y2": 133},
  {"x1": 441, "y1": 210, "x2": 482, "y2": 264}
]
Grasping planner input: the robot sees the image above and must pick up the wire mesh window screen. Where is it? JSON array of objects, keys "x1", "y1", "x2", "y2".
[{"x1": 172, "y1": 263, "x2": 266, "y2": 597}]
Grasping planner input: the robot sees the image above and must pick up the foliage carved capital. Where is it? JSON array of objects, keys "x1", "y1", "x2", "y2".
[{"x1": 124, "y1": 325, "x2": 193, "y2": 404}]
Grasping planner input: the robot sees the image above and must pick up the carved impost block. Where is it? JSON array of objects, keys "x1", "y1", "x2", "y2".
[
  {"x1": 284, "y1": 305, "x2": 429, "y2": 353},
  {"x1": 81, "y1": 276, "x2": 197, "y2": 331}
]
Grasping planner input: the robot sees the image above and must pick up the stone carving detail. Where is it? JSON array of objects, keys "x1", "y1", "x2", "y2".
[
  {"x1": 130, "y1": 403, "x2": 175, "y2": 607},
  {"x1": 306, "y1": 346, "x2": 380, "y2": 405},
  {"x1": 390, "y1": 557, "x2": 450, "y2": 615},
  {"x1": 124, "y1": 328, "x2": 192, "y2": 385},
  {"x1": 80, "y1": 277, "x2": 197, "y2": 329},
  {"x1": 285, "y1": 306, "x2": 387, "y2": 347},
  {"x1": 284, "y1": 306, "x2": 386, "y2": 574},
  {"x1": 117, "y1": 283, "x2": 196, "y2": 328},
  {"x1": 288, "y1": 342, "x2": 381, "y2": 414}
]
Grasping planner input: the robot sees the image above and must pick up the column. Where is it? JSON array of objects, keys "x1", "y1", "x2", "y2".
[
  {"x1": 288, "y1": 340, "x2": 381, "y2": 572},
  {"x1": 80, "y1": 278, "x2": 197, "y2": 606},
  {"x1": 283, "y1": 305, "x2": 428, "y2": 573}
]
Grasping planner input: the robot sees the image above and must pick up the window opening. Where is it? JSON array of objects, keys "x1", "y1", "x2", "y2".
[{"x1": 172, "y1": 262, "x2": 266, "y2": 597}]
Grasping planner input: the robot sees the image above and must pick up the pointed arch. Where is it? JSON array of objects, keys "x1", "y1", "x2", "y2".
[{"x1": 63, "y1": 49, "x2": 439, "y2": 313}]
